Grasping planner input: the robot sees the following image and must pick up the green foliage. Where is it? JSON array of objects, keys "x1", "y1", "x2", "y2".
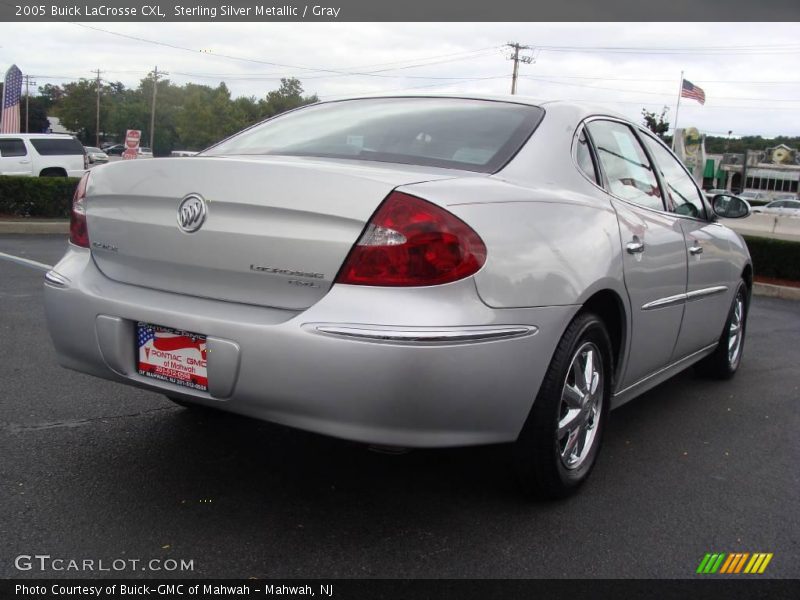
[
  {"x1": 705, "y1": 135, "x2": 800, "y2": 154},
  {"x1": 641, "y1": 106, "x2": 670, "y2": 141},
  {"x1": 0, "y1": 84, "x2": 52, "y2": 133},
  {"x1": 744, "y1": 235, "x2": 800, "y2": 282},
  {"x1": 26, "y1": 97, "x2": 51, "y2": 134},
  {"x1": 0, "y1": 176, "x2": 80, "y2": 218},
  {"x1": 41, "y1": 76, "x2": 318, "y2": 155}
]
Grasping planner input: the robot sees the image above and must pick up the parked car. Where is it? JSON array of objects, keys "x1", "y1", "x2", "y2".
[
  {"x1": 84, "y1": 146, "x2": 109, "y2": 164},
  {"x1": 105, "y1": 144, "x2": 153, "y2": 159},
  {"x1": 170, "y1": 150, "x2": 198, "y2": 157},
  {"x1": 43, "y1": 96, "x2": 753, "y2": 498},
  {"x1": 103, "y1": 144, "x2": 124, "y2": 156},
  {"x1": 0, "y1": 133, "x2": 86, "y2": 177},
  {"x1": 703, "y1": 188, "x2": 728, "y2": 201},
  {"x1": 738, "y1": 191, "x2": 769, "y2": 206},
  {"x1": 750, "y1": 198, "x2": 800, "y2": 216}
]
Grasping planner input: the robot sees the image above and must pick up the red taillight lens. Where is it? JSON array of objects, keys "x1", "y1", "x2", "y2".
[
  {"x1": 69, "y1": 172, "x2": 90, "y2": 247},
  {"x1": 336, "y1": 192, "x2": 486, "y2": 287}
]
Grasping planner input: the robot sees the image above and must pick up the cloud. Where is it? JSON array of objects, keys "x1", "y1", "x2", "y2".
[{"x1": 1, "y1": 21, "x2": 798, "y2": 137}]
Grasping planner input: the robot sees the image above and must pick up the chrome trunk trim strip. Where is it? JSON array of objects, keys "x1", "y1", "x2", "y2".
[{"x1": 311, "y1": 324, "x2": 536, "y2": 344}]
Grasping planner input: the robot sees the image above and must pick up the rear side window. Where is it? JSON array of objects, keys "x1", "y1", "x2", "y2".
[
  {"x1": 640, "y1": 134, "x2": 706, "y2": 219},
  {"x1": 0, "y1": 138, "x2": 27, "y2": 157},
  {"x1": 29, "y1": 138, "x2": 84, "y2": 156},
  {"x1": 586, "y1": 120, "x2": 663, "y2": 211},
  {"x1": 205, "y1": 98, "x2": 545, "y2": 173},
  {"x1": 574, "y1": 128, "x2": 598, "y2": 184}
]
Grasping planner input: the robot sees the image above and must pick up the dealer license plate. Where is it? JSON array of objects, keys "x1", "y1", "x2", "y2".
[{"x1": 136, "y1": 322, "x2": 208, "y2": 392}]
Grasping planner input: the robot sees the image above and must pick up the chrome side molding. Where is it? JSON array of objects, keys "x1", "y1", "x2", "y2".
[{"x1": 642, "y1": 286, "x2": 727, "y2": 311}]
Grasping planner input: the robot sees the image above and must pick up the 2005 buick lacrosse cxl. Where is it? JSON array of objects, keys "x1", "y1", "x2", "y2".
[{"x1": 44, "y1": 95, "x2": 753, "y2": 497}]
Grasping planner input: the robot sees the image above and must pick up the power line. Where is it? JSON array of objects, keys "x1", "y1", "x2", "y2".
[
  {"x1": 318, "y1": 75, "x2": 511, "y2": 100},
  {"x1": 70, "y1": 23, "x2": 503, "y2": 80},
  {"x1": 528, "y1": 43, "x2": 800, "y2": 56}
]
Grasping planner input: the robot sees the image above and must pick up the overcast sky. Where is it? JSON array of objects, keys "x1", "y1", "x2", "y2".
[{"x1": 1, "y1": 21, "x2": 799, "y2": 138}]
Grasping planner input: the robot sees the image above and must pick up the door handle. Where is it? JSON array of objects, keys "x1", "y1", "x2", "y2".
[
  {"x1": 689, "y1": 243, "x2": 703, "y2": 256},
  {"x1": 18, "y1": 160, "x2": 30, "y2": 164},
  {"x1": 626, "y1": 237, "x2": 645, "y2": 254}
]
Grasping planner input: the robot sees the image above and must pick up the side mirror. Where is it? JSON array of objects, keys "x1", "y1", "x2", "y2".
[{"x1": 712, "y1": 194, "x2": 750, "y2": 219}]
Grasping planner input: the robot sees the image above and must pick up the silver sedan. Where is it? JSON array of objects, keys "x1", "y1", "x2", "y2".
[{"x1": 44, "y1": 96, "x2": 752, "y2": 497}]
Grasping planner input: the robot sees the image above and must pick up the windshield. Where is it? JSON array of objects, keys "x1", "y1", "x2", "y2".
[{"x1": 204, "y1": 98, "x2": 544, "y2": 173}]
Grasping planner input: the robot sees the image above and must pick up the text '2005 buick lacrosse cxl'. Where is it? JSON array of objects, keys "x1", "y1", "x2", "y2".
[{"x1": 44, "y1": 96, "x2": 753, "y2": 497}]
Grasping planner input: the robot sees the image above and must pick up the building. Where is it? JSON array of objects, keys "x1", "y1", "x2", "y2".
[{"x1": 718, "y1": 143, "x2": 800, "y2": 199}]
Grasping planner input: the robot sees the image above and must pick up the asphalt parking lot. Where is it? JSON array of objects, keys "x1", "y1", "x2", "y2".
[{"x1": 1, "y1": 234, "x2": 798, "y2": 579}]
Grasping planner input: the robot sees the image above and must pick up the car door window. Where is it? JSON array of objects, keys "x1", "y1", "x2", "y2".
[
  {"x1": 641, "y1": 135, "x2": 706, "y2": 219},
  {"x1": 0, "y1": 139, "x2": 27, "y2": 157},
  {"x1": 585, "y1": 120, "x2": 662, "y2": 211},
  {"x1": 574, "y1": 128, "x2": 599, "y2": 184}
]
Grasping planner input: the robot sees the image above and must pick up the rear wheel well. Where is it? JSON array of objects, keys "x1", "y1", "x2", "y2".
[
  {"x1": 39, "y1": 167, "x2": 67, "y2": 177},
  {"x1": 581, "y1": 290, "x2": 626, "y2": 386},
  {"x1": 742, "y1": 263, "x2": 753, "y2": 298}
]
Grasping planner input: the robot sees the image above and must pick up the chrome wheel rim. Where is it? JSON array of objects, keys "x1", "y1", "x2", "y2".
[
  {"x1": 558, "y1": 342, "x2": 603, "y2": 470},
  {"x1": 728, "y1": 292, "x2": 745, "y2": 367}
]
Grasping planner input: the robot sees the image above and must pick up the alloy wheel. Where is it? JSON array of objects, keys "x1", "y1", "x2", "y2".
[{"x1": 558, "y1": 342, "x2": 604, "y2": 470}]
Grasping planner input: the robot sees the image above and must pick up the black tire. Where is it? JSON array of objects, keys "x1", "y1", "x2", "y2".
[
  {"x1": 513, "y1": 311, "x2": 613, "y2": 499},
  {"x1": 696, "y1": 280, "x2": 748, "y2": 380},
  {"x1": 39, "y1": 168, "x2": 67, "y2": 177}
]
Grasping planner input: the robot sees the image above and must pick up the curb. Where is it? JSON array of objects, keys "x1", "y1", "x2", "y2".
[
  {"x1": 0, "y1": 221, "x2": 69, "y2": 234},
  {"x1": 753, "y1": 282, "x2": 800, "y2": 301}
]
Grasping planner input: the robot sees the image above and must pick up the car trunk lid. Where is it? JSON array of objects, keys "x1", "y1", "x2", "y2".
[{"x1": 85, "y1": 156, "x2": 467, "y2": 310}]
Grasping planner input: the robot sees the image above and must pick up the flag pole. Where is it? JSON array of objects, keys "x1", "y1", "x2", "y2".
[{"x1": 672, "y1": 70, "x2": 684, "y2": 150}]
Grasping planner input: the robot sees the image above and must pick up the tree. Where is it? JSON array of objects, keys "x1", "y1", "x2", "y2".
[
  {"x1": 259, "y1": 77, "x2": 318, "y2": 119},
  {"x1": 55, "y1": 80, "x2": 101, "y2": 143},
  {"x1": 22, "y1": 76, "x2": 320, "y2": 155},
  {"x1": 642, "y1": 107, "x2": 670, "y2": 141},
  {"x1": 26, "y1": 96, "x2": 50, "y2": 133}
]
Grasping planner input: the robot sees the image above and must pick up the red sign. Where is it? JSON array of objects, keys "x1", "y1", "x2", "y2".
[{"x1": 123, "y1": 129, "x2": 141, "y2": 160}]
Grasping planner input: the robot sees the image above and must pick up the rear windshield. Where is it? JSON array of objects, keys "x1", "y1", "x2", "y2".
[
  {"x1": 29, "y1": 137, "x2": 84, "y2": 156},
  {"x1": 204, "y1": 98, "x2": 544, "y2": 173}
]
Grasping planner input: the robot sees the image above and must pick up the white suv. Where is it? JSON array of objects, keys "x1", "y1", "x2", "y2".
[{"x1": 0, "y1": 134, "x2": 87, "y2": 177}]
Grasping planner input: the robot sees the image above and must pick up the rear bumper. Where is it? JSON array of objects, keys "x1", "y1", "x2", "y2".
[{"x1": 43, "y1": 246, "x2": 577, "y2": 447}]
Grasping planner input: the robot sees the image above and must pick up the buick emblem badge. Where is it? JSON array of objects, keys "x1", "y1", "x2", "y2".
[{"x1": 177, "y1": 194, "x2": 207, "y2": 233}]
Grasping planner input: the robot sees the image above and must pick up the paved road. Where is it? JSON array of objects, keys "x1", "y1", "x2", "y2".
[{"x1": 1, "y1": 235, "x2": 798, "y2": 579}]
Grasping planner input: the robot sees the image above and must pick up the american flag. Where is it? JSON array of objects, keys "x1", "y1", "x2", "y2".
[
  {"x1": 681, "y1": 79, "x2": 706, "y2": 105},
  {"x1": 1, "y1": 65, "x2": 22, "y2": 134},
  {"x1": 137, "y1": 324, "x2": 156, "y2": 348}
]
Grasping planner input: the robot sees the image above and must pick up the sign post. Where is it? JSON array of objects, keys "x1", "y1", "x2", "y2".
[{"x1": 122, "y1": 129, "x2": 141, "y2": 160}]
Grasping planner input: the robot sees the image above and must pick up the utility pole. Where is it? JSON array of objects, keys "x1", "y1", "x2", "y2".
[
  {"x1": 506, "y1": 42, "x2": 533, "y2": 95},
  {"x1": 23, "y1": 74, "x2": 35, "y2": 133},
  {"x1": 92, "y1": 69, "x2": 102, "y2": 147},
  {"x1": 149, "y1": 66, "x2": 168, "y2": 152}
]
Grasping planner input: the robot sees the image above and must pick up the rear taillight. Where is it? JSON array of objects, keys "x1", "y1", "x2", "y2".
[
  {"x1": 335, "y1": 191, "x2": 486, "y2": 287},
  {"x1": 70, "y1": 172, "x2": 90, "y2": 247}
]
